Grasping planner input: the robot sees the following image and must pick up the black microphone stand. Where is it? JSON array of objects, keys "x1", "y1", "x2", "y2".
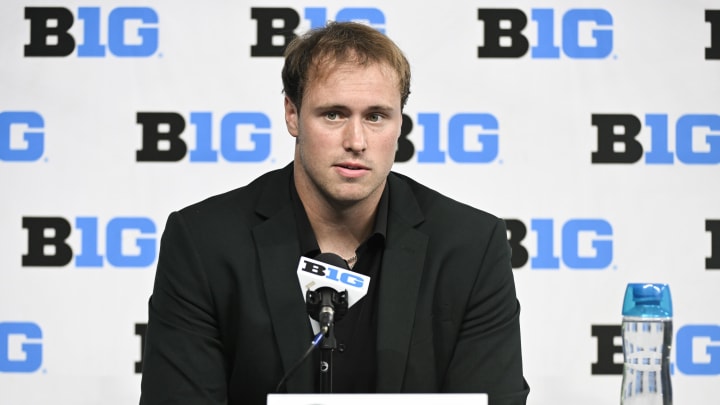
[{"x1": 306, "y1": 287, "x2": 348, "y2": 393}]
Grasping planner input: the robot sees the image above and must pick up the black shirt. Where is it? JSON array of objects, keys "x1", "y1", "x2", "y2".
[{"x1": 290, "y1": 177, "x2": 388, "y2": 393}]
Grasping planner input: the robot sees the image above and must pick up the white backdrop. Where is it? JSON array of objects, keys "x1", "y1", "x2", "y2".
[{"x1": 2, "y1": 0, "x2": 719, "y2": 403}]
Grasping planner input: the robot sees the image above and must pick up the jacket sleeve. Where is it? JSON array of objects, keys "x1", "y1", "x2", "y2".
[
  {"x1": 140, "y1": 211, "x2": 228, "y2": 404},
  {"x1": 441, "y1": 217, "x2": 530, "y2": 405}
]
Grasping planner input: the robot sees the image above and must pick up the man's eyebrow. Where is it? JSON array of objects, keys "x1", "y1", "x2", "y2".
[{"x1": 312, "y1": 104, "x2": 396, "y2": 113}]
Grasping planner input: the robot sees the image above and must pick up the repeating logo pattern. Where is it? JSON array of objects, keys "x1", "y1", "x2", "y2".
[{"x1": 2, "y1": 2, "x2": 718, "y2": 404}]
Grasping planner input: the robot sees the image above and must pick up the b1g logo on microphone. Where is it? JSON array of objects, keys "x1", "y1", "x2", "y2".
[
  {"x1": 22, "y1": 216, "x2": 157, "y2": 268},
  {"x1": 251, "y1": 7, "x2": 386, "y2": 57},
  {"x1": 299, "y1": 258, "x2": 365, "y2": 288},
  {"x1": 707, "y1": 10, "x2": 720, "y2": 60},
  {"x1": 505, "y1": 218, "x2": 614, "y2": 270},
  {"x1": 592, "y1": 114, "x2": 720, "y2": 165},
  {"x1": 0, "y1": 322, "x2": 43, "y2": 373},
  {"x1": 136, "y1": 112, "x2": 272, "y2": 163},
  {"x1": 24, "y1": 7, "x2": 159, "y2": 57},
  {"x1": 477, "y1": 8, "x2": 614, "y2": 59},
  {"x1": 0, "y1": 111, "x2": 44, "y2": 162},
  {"x1": 395, "y1": 113, "x2": 500, "y2": 164},
  {"x1": 592, "y1": 324, "x2": 720, "y2": 376},
  {"x1": 297, "y1": 256, "x2": 370, "y2": 307}
]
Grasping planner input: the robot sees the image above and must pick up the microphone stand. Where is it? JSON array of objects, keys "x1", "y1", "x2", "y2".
[
  {"x1": 306, "y1": 287, "x2": 348, "y2": 393},
  {"x1": 318, "y1": 313, "x2": 337, "y2": 393}
]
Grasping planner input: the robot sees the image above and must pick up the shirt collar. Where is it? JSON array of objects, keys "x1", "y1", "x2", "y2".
[{"x1": 290, "y1": 176, "x2": 389, "y2": 258}]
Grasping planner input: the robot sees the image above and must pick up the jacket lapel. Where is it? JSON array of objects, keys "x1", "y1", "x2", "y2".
[
  {"x1": 376, "y1": 173, "x2": 428, "y2": 391},
  {"x1": 253, "y1": 165, "x2": 315, "y2": 392}
]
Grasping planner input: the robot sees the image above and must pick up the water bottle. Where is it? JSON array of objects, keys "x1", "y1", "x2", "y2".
[{"x1": 620, "y1": 283, "x2": 673, "y2": 405}]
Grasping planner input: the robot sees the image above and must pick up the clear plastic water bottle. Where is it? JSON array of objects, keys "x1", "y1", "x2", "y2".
[{"x1": 620, "y1": 283, "x2": 673, "y2": 405}]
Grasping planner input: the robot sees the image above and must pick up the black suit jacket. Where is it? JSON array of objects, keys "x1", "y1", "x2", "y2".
[{"x1": 140, "y1": 163, "x2": 529, "y2": 404}]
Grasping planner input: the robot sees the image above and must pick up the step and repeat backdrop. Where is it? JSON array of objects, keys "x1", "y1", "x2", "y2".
[{"x1": 2, "y1": 0, "x2": 719, "y2": 403}]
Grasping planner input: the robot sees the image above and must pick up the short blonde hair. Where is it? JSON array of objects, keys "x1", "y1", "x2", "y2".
[{"x1": 282, "y1": 21, "x2": 411, "y2": 111}]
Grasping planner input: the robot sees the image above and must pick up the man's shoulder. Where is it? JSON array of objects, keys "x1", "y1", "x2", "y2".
[
  {"x1": 176, "y1": 164, "x2": 291, "y2": 221},
  {"x1": 389, "y1": 171, "x2": 500, "y2": 226}
]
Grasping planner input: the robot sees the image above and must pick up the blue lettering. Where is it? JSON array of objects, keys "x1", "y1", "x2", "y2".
[
  {"x1": 531, "y1": 9, "x2": 561, "y2": 58},
  {"x1": 340, "y1": 273, "x2": 364, "y2": 288},
  {"x1": 417, "y1": 113, "x2": 444, "y2": 163},
  {"x1": 336, "y1": 8, "x2": 385, "y2": 33},
  {"x1": 448, "y1": 113, "x2": 498, "y2": 163},
  {"x1": 188, "y1": 112, "x2": 216, "y2": 161},
  {"x1": 677, "y1": 325, "x2": 720, "y2": 375},
  {"x1": 562, "y1": 219, "x2": 613, "y2": 269},
  {"x1": 0, "y1": 111, "x2": 44, "y2": 162},
  {"x1": 562, "y1": 9, "x2": 613, "y2": 59},
  {"x1": 645, "y1": 114, "x2": 674, "y2": 164},
  {"x1": 531, "y1": 219, "x2": 560, "y2": 269},
  {"x1": 305, "y1": 7, "x2": 385, "y2": 33},
  {"x1": 220, "y1": 112, "x2": 271, "y2": 162},
  {"x1": 0, "y1": 322, "x2": 42, "y2": 373},
  {"x1": 76, "y1": 217, "x2": 103, "y2": 267},
  {"x1": 77, "y1": 7, "x2": 158, "y2": 57},
  {"x1": 325, "y1": 266, "x2": 340, "y2": 282},
  {"x1": 304, "y1": 8, "x2": 327, "y2": 29},
  {"x1": 106, "y1": 217, "x2": 156, "y2": 267},
  {"x1": 77, "y1": 7, "x2": 105, "y2": 56},
  {"x1": 676, "y1": 114, "x2": 720, "y2": 164},
  {"x1": 108, "y1": 7, "x2": 158, "y2": 57}
]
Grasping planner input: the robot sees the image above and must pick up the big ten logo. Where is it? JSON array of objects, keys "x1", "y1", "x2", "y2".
[
  {"x1": 477, "y1": 8, "x2": 613, "y2": 59},
  {"x1": 708, "y1": 10, "x2": 720, "y2": 60},
  {"x1": 0, "y1": 111, "x2": 44, "y2": 162},
  {"x1": 708, "y1": 219, "x2": 720, "y2": 270},
  {"x1": 592, "y1": 324, "x2": 720, "y2": 376},
  {"x1": 135, "y1": 112, "x2": 271, "y2": 162},
  {"x1": 505, "y1": 218, "x2": 613, "y2": 270},
  {"x1": 24, "y1": 7, "x2": 159, "y2": 57},
  {"x1": 395, "y1": 113, "x2": 499, "y2": 163},
  {"x1": 0, "y1": 322, "x2": 43, "y2": 373},
  {"x1": 250, "y1": 7, "x2": 386, "y2": 57},
  {"x1": 300, "y1": 259, "x2": 364, "y2": 288},
  {"x1": 22, "y1": 216, "x2": 157, "y2": 268},
  {"x1": 591, "y1": 114, "x2": 720, "y2": 165}
]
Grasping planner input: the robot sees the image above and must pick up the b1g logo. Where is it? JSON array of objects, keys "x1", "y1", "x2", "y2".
[
  {"x1": 251, "y1": 7, "x2": 385, "y2": 57},
  {"x1": 24, "y1": 7, "x2": 159, "y2": 57},
  {"x1": 708, "y1": 10, "x2": 720, "y2": 60},
  {"x1": 300, "y1": 259, "x2": 365, "y2": 288},
  {"x1": 136, "y1": 112, "x2": 271, "y2": 162},
  {"x1": 477, "y1": 8, "x2": 613, "y2": 59},
  {"x1": 0, "y1": 322, "x2": 42, "y2": 373},
  {"x1": 0, "y1": 111, "x2": 44, "y2": 162},
  {"x1": 592, "y1": 324, "x2": 720, "y2": 376},
  {"x1": 22, "y1": 216, "x2": 157, "y2": 268},
  {"x1": 592, "y1": 114, "x2": 720, "y2": 164},
  {"x1": 395, "y1": 113, "x2": 499, "y2": 163},
  {"x1": 505, "y1": 218, "x2": 613, "y2": 269}
]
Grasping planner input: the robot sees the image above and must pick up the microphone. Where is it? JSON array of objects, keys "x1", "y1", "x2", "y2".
[{"x1": 296, "y1": 253, "x2": 370, "y2": 335}]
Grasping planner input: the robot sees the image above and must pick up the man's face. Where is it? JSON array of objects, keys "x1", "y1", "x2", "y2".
[{"x1": 285, "y1": 60, "x2": 402, "y2": 208}]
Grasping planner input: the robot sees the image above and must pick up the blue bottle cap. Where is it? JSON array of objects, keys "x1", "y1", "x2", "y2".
[{"x1": 622, "y1": 283, "x2": 673, "y2": 318}]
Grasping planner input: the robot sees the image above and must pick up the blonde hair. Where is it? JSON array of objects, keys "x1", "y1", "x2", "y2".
[{"x1": 282, "y1": 21, "x2": 411, "y2": 111}]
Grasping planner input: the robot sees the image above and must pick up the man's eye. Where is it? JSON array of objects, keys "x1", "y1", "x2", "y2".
[
  {"x1": 368, "y1": 113, "x2": 382, "y2": 122},
  {"x1": 326, "y1": 112, "x2": 338, "y2": 120}
]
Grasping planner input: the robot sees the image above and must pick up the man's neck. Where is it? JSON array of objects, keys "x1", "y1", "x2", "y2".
[{"x1": 297, "y1": 187, "x2": 381, "y2": 261}]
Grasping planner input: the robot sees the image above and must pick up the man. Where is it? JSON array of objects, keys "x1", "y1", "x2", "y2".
[{"x1": 140, "y1": 21, "x2": 529, "y2": 404}]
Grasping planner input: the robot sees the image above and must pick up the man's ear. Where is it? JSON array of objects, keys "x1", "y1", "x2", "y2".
[{"x1": 284, "y1": 96, "x2": 299, "y2": 137}]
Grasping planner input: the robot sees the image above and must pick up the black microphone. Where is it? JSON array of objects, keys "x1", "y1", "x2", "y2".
[
  {"x1": 306, "y1": 253, "x2": 350, "y2": 335},
  {"x1": 297, "y1": 252, "x2": 370, "y2": 335}
]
